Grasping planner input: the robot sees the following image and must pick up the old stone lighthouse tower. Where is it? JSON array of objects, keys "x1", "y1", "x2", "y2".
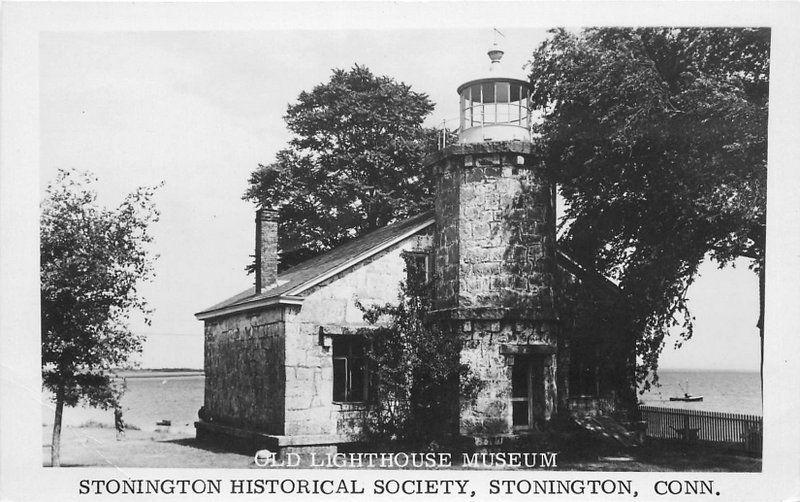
[{"x1": 428, "y1": 43, "x2": 558, "y2": 438}]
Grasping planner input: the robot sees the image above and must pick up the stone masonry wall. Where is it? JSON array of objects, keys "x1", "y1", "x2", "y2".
[
  {"x1": 434, "y1": 164, "x2": 461, "y2": 310},
  {"x1": 459, "y1": 319, "x2": 557, "y2": 435},
  {"x1": 432, "y1": 142, "x2": 557, "y2": 318},
  {"x1": 283, "y1": 235, "x2": 430, "y2": 438},
  {"x1": 204, "y1": 308, "x2": 285, "y2": 434},
  {"x1": 459, "y1": 155, "x2": 556, "y2": 316},
  {"x1": 428, "y1": 141, "x2": 559, "y2": 436}
]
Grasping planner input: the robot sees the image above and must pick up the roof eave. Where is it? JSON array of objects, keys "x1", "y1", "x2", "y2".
[
  {"x1": 557, "y1": 250, "x2": 622, "y2": 296},
  {"x1": 195, "y1": 295, "x2": 305, "y2": 321},
  {"x1": 456, "y1": 77, "x2": 530, "y2": 94}
]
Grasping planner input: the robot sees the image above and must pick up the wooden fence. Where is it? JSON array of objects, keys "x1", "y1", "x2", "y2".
[
  {"x1": 567, "y1": 396, "x2": 616, "y2": 416},
  {"x1": 638, "y1": 405, "x2": 762, "y2": 453}
]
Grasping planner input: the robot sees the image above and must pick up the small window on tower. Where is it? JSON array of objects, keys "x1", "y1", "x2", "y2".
[{"x1": 403, "y1": 251, "x2": 431, "y2": 292}]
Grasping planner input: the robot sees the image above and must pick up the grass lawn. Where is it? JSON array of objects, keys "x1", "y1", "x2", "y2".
[
  {"x1": 555, "y1": 441, "x2": 760, "y2": 472},
  {"x1": 42, "y1": 426, "x2": 254, "y2": 468},
  {"x1": 43, "y1": 425, "x2": 760, "y2": 471}
]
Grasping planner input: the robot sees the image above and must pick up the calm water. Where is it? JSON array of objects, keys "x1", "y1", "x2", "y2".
[
  {"x1": 639, "y1": 370, "x2": 762, "y2": 416},
  {"x1": 42, "y1": 375, "x2": 205, "y2": 434},
  {"x1": 42, "y1": 370, "x2": 762, "y2": 432}
]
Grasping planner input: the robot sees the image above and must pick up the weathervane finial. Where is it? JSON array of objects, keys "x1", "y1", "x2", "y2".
[{"x1": 488, "y1": 28, "x2": 505, "y2": 68}]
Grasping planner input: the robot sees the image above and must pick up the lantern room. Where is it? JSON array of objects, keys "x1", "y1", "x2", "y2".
[{"x1": 457, "y1": 42, "x2": 532, "y2": 144}]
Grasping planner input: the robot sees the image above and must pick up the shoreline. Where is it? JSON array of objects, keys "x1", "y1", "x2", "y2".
[{"x1": 113, "y1": 369, "x2": 204, "y2": 379}]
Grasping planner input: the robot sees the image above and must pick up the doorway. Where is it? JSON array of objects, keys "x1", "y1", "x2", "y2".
[{"x1": 511, "y1": 356, "x2": 544, "y2": 430}]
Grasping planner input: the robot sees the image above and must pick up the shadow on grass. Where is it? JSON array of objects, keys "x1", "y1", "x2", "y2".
[
  {"x1": 629, "y1": 440, "x2": 761, "y2": 472},
  {"x1": 156, "y1": 425, "x2": 761, "y2": 472},
  {"x1": 550, "y1": 432, "x2": 761, "y2": 472},
  {"x1": 163, "y1": 436, "x2": 256, "y2": 457}
]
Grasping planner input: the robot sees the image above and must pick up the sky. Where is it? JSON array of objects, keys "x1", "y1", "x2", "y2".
[{"x1": 39, "y1": 29, "x2": 761, "y2": 371}]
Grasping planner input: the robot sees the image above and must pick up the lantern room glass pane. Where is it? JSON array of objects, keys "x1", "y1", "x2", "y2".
[
  {"x1": 509, "y1": 84, "x2": 521, "y2": 125},
  {"x1": 521, "y1": 90, "x2": 530, "y2": 127},
  {"x1": 471, "y1": 84, "x2": 483, "y2": 125},
  {"x1": 509, "y1": 103, "x2": 520, "y2": 125},
  {"x1": 496, "y1": 82, "x2": 510, "y2": 103},
  {"x1": 481, "y1": 82, "x2": 495, "y2": 103},
  {"x1": 511, "y1": 83, "x2": 521, "y2": 103},
  {"x1": 460, "y1": 93, "x2": 465, "y2": 130},
  {"x1": 462, "y1": 87, "x2": 472, "y2": 129},
  {"x1": 497, "y1": 104, "x2": 509, "y2": 123},
  {"x1": 471, "y1": 84, "x2": 482, "y2": 103},
  {"x1": 484, "y1": 104, "x2": 496, "y2": 123}
]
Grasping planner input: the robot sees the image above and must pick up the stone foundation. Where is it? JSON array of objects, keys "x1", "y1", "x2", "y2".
[{"x1": 195, "y1": 420, "x2": 340, "y2": 461}]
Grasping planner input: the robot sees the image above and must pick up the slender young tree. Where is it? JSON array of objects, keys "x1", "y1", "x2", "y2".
[
  {"x1": 244, "y1": 65, "x2": 441, "y2": 267},
  {"x1": 41, "y1": 169, "x2": 160, "y2": 466},
  {"x1": 527, "y1": 28, "x2": 768, "y2": 389}
]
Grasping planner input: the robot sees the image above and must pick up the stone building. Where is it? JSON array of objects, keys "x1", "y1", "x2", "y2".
[{"x1": 195, "y1": 45, "x2": 635, "y2": 455}]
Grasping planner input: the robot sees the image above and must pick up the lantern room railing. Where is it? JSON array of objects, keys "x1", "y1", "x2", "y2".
[
  {"x1": 434, "y1": 78, "x2": 535, "y2": 149},
  {"x1": 459, "y1": 80, "x2": 531, "y2": 131}
]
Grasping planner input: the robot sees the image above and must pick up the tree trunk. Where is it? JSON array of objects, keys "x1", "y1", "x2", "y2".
[
  {"x1": 51, "y1": 387, "x2": 65, "y2": 467},
  {"x1": 757, "y1": 261, "x2": 765, "y2": 403}
]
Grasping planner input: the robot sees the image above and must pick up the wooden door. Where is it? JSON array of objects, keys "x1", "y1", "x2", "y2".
[{"x1": 511, "y1": 356, "x2": 544, "y2": 430}]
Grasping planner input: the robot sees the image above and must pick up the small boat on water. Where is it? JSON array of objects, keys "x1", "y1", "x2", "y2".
[
  {"x1": 670, "y1": 393, "x2": 703, "y2": 402},
  {"x1": 670, "y1": 380, "x2": 703, "y2": 402}
]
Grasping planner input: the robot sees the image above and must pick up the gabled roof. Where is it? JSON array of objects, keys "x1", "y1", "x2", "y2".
[
  {"x1": 196, "y1": 212, "x2": 621, "y2": 321},
  {"x1": 196, "y1": 212, "x2": 435, "y2": 320}
]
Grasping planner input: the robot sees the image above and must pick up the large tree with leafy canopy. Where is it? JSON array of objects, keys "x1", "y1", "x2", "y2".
[
  {"x1": 244, "y1": 65, "x2": 441, "y2": 267},
  {"x1": 41, "y1": 169, "x2": 160, "y2": 466},
  {"x1": 527, "y1": 28, "x2": 768, "y2": 390}
]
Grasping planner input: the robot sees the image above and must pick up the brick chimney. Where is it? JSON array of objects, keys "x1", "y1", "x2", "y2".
[{"x1": 255, "y1": 209, "x2": 279, "y2": 294}]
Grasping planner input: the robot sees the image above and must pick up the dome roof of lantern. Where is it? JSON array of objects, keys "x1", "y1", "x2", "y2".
[{"x1": 456, "y1": 40, "x2": 529, "y2": 94}]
